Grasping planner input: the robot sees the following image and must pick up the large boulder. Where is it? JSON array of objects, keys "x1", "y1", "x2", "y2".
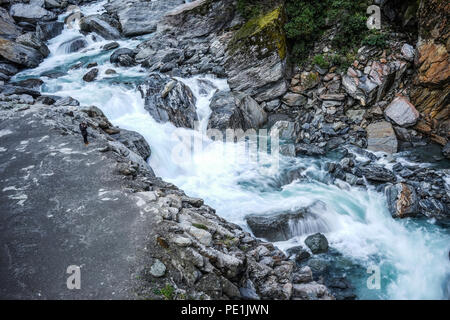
[
  {"x1": 0, "y1": 7, "x2": 22, "y2": 40},
  {"x1": 304, "y1": 233, "x2": 328, "y2": 254},
  {"x1": 138, "y1": 73, "x2": 197, "y2": 128},
  {"x1": 384, "y1": 96, "x2": 420, "y2": 127},
  {"x1": 79, "y1": 15, "x2": 121, "y2": 40},
  {"x1": 110, "y1": 48, "x2": 136, "y2": 66},
  {"x1": 36, "y1": 21, "x2": 64, "y2": 41},
  {"x1": 105, "y1": 0, "x2": 184, "y2": 37},
  {"x1": 366, "y1": 121, "x2": 398, "y2": 154},
  {"x1": 225, "y1": 7, "x2": 288, "y2": 102},
  {"x1": 245, "y1": 201, "x2": 328, "y2": 242},
  {"x1": 236, "y1": 93, "x2": 267, "y2": 130},
  {"x1": 360, "y1": 164, "x2": 396, "y2": 183},
  {"x1": 9, "y1": 3, "x2": 56, "y2": 23},
  {"x1": 82, "y1": 68, "x2": 98, "y2": 82},
  {"x1": 342, "y1": 60, "x2": 407, "y2": 106},
  {"x1": 385, "y1": 183, "x2": 418, "y2": 218},
  {"x1": 0, "y1": 38, "x2": 43, "y2": 68},
  {"x1": 111, "y1": 129, "x2": 151, "y2": 161},
  {"x1": 207, "y1": 90, "x2": 244, "y2": 130},
  {"x1": 57, "y1": 36, "x2": 87, "y2": 54},
  {"x1": 163, "y1": 0, "x2": 235, "y2": 38},
  {"x1": 15, "y1": 32, "x2": 50, "y2": 57}
]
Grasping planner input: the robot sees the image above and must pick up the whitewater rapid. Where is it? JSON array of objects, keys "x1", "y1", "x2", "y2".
[{"x1": 12, "y1": 1, "x2": 450, "y2": 299}]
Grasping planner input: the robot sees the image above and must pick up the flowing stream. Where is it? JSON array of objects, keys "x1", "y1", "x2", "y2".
[{"x1": 13, "y1": 1, "x2": 450, "y2": 299}]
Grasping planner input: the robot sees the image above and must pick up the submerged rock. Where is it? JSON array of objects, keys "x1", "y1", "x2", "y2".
[
  {"x1": 82, "y1": 68, "x2": 99, "y2": 82},
  {"x1": 246, "y1": 201, "x2": 328, "y2": 242}
]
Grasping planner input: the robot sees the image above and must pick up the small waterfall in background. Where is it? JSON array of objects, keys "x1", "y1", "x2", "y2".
[{"x1": 12, "y1": 0, "x2": 450, "y2": 300}]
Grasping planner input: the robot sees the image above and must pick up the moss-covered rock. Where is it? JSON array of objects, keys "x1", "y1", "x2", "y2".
[
  {"x1": 228, "y1": 6, "x2": 287, "y2": 60},
  {"x1": 225, "y1": 6, "x2": 288, "y2": 102}
]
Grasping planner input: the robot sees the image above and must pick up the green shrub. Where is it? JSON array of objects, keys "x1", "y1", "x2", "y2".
[
  {"x1": 313, "y1": 54, "x2": 330, "y2": 69},
  {"x1": 284, "y1": 0, "x2": 371, "y2": 63},
  {"x1": 362, "y1": 30, "x2": 387, "y2": 48}
]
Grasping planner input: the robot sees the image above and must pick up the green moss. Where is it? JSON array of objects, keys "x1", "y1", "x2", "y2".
[
  {"x1": 229, "y1": 6, "x2": 287, "y2": 60},
  {"x1": 192, "y1": 223, "x2": 208, "y2": 230}
]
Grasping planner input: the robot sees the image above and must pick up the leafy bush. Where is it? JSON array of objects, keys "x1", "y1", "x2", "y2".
[
  {"x1": 313, "y1": 54, "x2": 330, "y2": 69},
  {"x1": 284, "y1": 0, "x2": 372, "y2": 62},
  {"x1": 362, "y1": 30, "x2": 387, "y2": 48}
]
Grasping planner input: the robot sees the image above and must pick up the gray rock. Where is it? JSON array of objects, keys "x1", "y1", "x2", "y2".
[
  {"x1": 0, "y1": 7, "x2": 22, "y2": 39},
  {"x1": 366, "y1": 121, "x2": 398, "y2": 154},
  {"x1": 54, "y1": 96, "x2": 80, "y2": 106},
  {"x1": 79, "y1": 15, "x2": 121, "y2": 40},
  {"x1": 293, "y1": 282, "x2": 334, "y2": 300},
  {"x1": 16, "y1": 32, "x2": 50, "y2": 57},
  {"x1": 149, "y1": 259, "x2": 166, "y2": 278},
  {"x1": 82, "y1": 68, "x2": 98, "y2": 82},
  {"x1": 106, "y1": 0, "x2": 182, "y2": 37},
  {"x1": 0, "y1": 38, "x2": 43, "y2": 68},
  {"x1": 236, "y1": 93, "x2": 267, "y2": 130},
  {"x1": 110, "y1": 48, "x2": 135, "y2": 65},
  {"x1": 401, "y1": 43, "x2": 415, "y2": 62},
  {"x1": 10, "y1": 3, "x2": 56, "y2": 23},
  {"x1": 286, "y1": 245, "x2": 311, "y2": 262},
  {"x1": 304, "y1": 233, "x2": 328, "y2": 254},
  {"x1": 270, "y1": 120, "x2": 296, "y2": 140},
  {"x1": 246, "y1": 202, "x2": 328, "y2": 242},
  {"x1": 295, "y1": 144, "x2": 326, "y2": 156},
  {"x1": 36, "y1": 21, "x2": 64, "y2": 41},
  {"x1": 443, "y1": 143, "x2": 450, "y2": 159},
  {"x1": 418, "y1": 198, "x2": 446, "y2": 219},
  {"x1": 385, "y1": 183, "x2": 418, "y2": 218},
  {"x1": 384, "y1": 96, "x2": 420, "y2": 127},
  {"x1": 207, "y1": 90, "x2": 243, "y2": 130},
  {"x1": 239, "y1": 279, "x2": 260, "y2": 300},
  {"x1": 0, "y1": 62, "x2": 18, "y2": 76},
  {"x1": 361, "y1": 164, "x2": 396, "y2": 182},
  {"x1": 282, "y1": 92, "x2": 307, "y2": 107},
  {"x1": 103, "y1": 42, "x2": 119, "y2": 51},
  {"x1": 0, "y1": 84, "x2": 41, "y2": 98},
  {"x1": 57, "y1": 36, "x2": 87, "y2": 54},
  {"x1": 138, "y1": 73, "x2": 197, "y2": 128},
  {"x1": 111, "y1": 129, "x2": 151, "y2": 161}
]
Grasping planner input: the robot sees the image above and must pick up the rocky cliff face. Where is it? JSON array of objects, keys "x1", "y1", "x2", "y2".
[{"x1": 410, "y1": 0, "x2": 449, "y2": 142}]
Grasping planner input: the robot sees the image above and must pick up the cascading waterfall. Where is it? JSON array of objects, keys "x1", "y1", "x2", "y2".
[{"x1": 12, "y1": 1, "x2": 450, "y2": 300}]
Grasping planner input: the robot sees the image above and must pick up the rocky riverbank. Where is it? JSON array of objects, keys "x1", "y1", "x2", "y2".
[
  {"x1": 0, "y1": 94, "x2": 334, "y2": 300},
  {"x1": 0, "y1": 0, "x2": 449, "y2": 300}
]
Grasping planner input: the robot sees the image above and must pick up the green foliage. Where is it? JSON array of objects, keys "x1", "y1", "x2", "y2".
[
  {"x1": 284, "y1": 0, "x2": 372, "y2": 62},
  {"x1": 362, "y1": 30, "x2": 387, "y2": 48},
  {"x1": 160, "y1": 284, "x2": 175, "y2": 300},
  {"x1": 237, "y1": 0, "x2": 263, "y2": 19},
  {"x1": 313, "y1": 54, "x2": 330, "y2": 69}
]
